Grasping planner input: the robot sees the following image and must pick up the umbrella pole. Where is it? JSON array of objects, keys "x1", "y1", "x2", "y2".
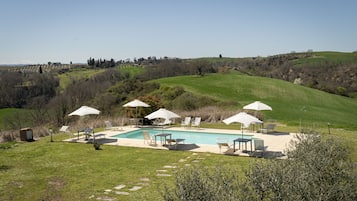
[{"x1": 135, "y1": 107, "x2": 138, "y2": 127}]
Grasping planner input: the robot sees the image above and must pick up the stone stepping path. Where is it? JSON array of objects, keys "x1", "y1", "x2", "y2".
[
  {"x1": 140, "y1": 178, "x2": 150, "y2": 182},
  {"x1": 129, "y1": 186, "x2": 142, "y2": 191},
  {"x1": 163, "y1": 165, "x2": 177, "y2": 168},
  {"x1": 93, "y1": 153, "x2": 209, "y2": 200},
  {"x1": 115, "y1": 191, "x2": 129, "y2": 195},
  {"x1": 157, "y1": 173, "x2": 172, "y2": 177},
  {"x1": 114, "y1": 184, "x2": 126, "y2": 190}
]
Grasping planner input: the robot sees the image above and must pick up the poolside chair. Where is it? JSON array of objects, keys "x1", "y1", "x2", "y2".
[
  {"x1": 181, "y1": 117, "x2": 191, "y2": 128},
  {"x1": 260, "y1": 124, "x2": 276, "y2": 134},
  {"x1": 216, "y1": 138, "x2": 232, "y2": 153},
  {"x1": 191, "y1": 117, "x2": 201, "y2": 128},
  {"x1": 142, "y1": 130, "x2": 155, "y2": 145},
  {"x1": 253, "y1": 138, "x2": 265, "y2": 157}
]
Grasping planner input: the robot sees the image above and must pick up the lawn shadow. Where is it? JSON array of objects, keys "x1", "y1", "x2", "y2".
[{"x1": 249, "y1": 150, "x2": 286, "y2": 159}]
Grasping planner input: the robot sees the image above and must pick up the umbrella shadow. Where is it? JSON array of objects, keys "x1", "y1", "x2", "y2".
[
  {"x1": 249, "y1": 150, "x2": 286, "y2": 159},
  {"x1": 86, "y1": 138, "x2": 118, "y2": 144},
  {"x1": 265, "y1": 131, "x2": 290, "y2": 136},
  {"x1": 164, "y1": 143, "x2": 200, "y2": 151}
]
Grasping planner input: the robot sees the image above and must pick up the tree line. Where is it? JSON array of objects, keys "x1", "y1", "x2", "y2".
[{"x1": 0, "y1": 71, "x2": 59, "y2": 108}]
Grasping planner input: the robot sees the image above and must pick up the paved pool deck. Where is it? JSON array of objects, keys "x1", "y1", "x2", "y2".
[{"x1": 64, "y1": 126, "x2": 298, "y2": 158}]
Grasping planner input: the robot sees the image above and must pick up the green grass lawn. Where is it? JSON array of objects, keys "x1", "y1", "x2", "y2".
[
  {"x1": 0, "y1": 134, "x2": 251, "y2": 201},
  {"x1": 293, "y1": 51, "x2": 357, "y2": 66},
  {"x1": 156, "y1": 72, "x2": 357, "y2": 130}
]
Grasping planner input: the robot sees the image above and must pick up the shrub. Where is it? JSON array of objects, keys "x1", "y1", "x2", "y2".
[
  {"x1": 245, "y1": 134, "x2": 357, "y2": 200},
  {"x1": 163, "y1": 134, "x2": 357, "y2": 201},
  {"x1": 162, "y1": 164, "x2": 242, "y2": 201}
]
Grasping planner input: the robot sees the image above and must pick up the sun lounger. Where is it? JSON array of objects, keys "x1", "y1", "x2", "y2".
[
  {"x1": 104, "y1": 120, "x2": 123, "y2": 131},
  {"x1": 191, "y1": 117, "x2": 201, "y2": 128},
  {"x1": 181, "y1": 117, "x2": 191, "y2": 128},
  {"x1": 59, "y1": 125, "x2": 69, "y2": 133}
]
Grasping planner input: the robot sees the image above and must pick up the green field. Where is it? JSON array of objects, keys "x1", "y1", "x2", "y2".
[
  {"x1": 156, "y1": 72, "x2": 357, "y2": 130},
  {"x1": 292, "y1": 51, "x2": 357, "y2": 66}
]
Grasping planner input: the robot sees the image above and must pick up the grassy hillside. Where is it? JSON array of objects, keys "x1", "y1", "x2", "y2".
[
  {"x1": 0, "y1": 108, "x2": 25, "y2": 129},
  {"x1": 156, "y1": 72, "x2": 357, "y2": 129},
  {"x1": 292, "y1": 51, "x2": 357, "y2": 66}
]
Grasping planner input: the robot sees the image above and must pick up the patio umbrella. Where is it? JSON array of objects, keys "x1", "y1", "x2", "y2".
[
  {"x1": 123, "y1": 99, "x2": 150, "y2": 108},
  {"x1": 68, "y1": 106, "x2": 100, "y2": 139},
  {"x1": 68, "y1": 106, "x2": 100, "y2": 116},
  {"x1": 243, "y1": 101, "x2": 272, "y2": 111},
  {"x1": 145, "y1": 108, "x2": 180, "y2": 122},
  {"x1": 223, "y1": 112, "x2": 262, "y2": 138},
  {"x1": 123, "y1": 99, "x2": 150, "y2": 126},
  {"x1": 243, "y1": 101, "x2": 272, "y2": 130}
]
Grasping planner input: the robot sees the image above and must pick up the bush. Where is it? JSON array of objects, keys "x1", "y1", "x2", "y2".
[
  {"x1": 163, "y1": 134, "x2": 357, "y2": 201},
  {"x1": 246, "y1": 134, "x2": 357, "y2": 200},
  {"x1": 162, "y1": 165, "x2": 242, "y2": 201}
]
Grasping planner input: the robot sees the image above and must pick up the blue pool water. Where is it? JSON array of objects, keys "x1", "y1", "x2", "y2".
[{"x1": 112, "y1": 128, "x2": 252, "y2": 145}]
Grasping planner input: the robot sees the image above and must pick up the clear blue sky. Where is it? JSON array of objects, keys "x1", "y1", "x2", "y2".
[{"x1": 1, "y1": 0, "x2": 356, "y2": 64}]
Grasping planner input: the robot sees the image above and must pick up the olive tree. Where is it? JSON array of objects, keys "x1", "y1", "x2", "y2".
[
  {"x1": 245, "y1": 134, "x2": 356, "y2": 201},
  {"x1": 162, "y1": 165, "x2": 243, "y2": 201},
  {"x1": 163, "y1": 134, "x2": 357, "y2": 201}
]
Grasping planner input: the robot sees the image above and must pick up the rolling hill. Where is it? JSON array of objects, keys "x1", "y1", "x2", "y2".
[{"x1": 156, "y1": 71, "x2": 357, "y2": 129}]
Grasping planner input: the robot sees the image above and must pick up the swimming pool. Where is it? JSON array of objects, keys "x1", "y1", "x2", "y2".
[{"x1": 112, "y1": 128, "x2": 252, "y2": 145}]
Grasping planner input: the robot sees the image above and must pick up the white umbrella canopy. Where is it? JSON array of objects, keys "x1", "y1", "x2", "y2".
[
  {"x1": 145, "y1": 108, "x2": 180, "y2": 121},
  {"x1": 122, "y1": 99, "x2": 150, "y2": 108},
  {"x1": 68, "y1": 106, "x2": 100, "y2": 140},
  {"x1": 223, "y1": 112, "x2": 262, "y2": 138},
  {"x1": 123, "y1": 99, "x2": 150, "y2": 126},
  {"x1": 68, "y1": 106, "x2": 100, "y2": 116},
  {"x1": 243, "y1": 101, "x2": 272, "y2": 111}
]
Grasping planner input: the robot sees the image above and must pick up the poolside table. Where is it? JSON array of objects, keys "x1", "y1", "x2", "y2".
[
  {"x1": 233, "y1": 138, "x2": 252, "y2": 152},
  {"x1": 154, "y1": 133, "x2": 172, "y2": 145}
]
